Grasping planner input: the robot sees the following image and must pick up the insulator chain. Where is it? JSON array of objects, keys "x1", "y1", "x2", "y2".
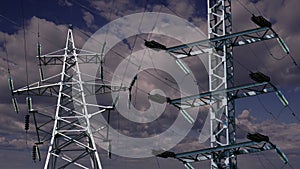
[{"x1": 25, "y1": 114, "x2": 30, "y2": 131}]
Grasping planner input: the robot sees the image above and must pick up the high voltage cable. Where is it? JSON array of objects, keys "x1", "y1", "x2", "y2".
[
  {"x1": 0, "y1": 2, "x2": 186, "y2": 99},
  {"x1": 20, "y1": 0, "x2": 30, "y2": 95},
  {"x1": 119, "y1": 0, "x2": 149, "y2": 89},
  {"x1": 236, "y1": 0, "x2": 254, "y2": 15},
  {"x1": 70, "y1": 1, "x2": 206, "y2": 155},
  {"x1": 3, "y1": 34, "x2": 11, "y2": 76},
  {"x1": 256, "y1": 95, "x2": 278, "y2": 121},
  {"x1": 69, "y1": 0, "x2": 206, "y2": 97},
  {"x1": 75, "y1": 27, "x2": 192, "y2": 98},
  {"x1": 255, "y1": 153, "x2": 270, "y2": 169},
  {"x1": 236, "y1": 0, "x2": 298, "y2": 66},
  {"x1": 0, "y1": 13, "x2": 64, "y2": 50}
]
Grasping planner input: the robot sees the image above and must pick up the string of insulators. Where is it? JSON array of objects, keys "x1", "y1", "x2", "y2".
[
  {"x1": 12, "y1": 98, "x2": 19, "y2": 113},
  {"x1": 8, "y1": 78, "x2": 19, "y2": 113},
  {"x1": 8, "y1": 78, "x2": 14, "y2": 93},
  {"x1": 108, "y1": 141, "x2": 112, "y2": 159},
  {"x1": 277, "y1": 37, "x2": 290, "y2": 54},
  {"x1": 113, "y1": 94, "x2": 119, "y2": 107},
  {"x1": 26, "y1": 97, "x2": 33, "y2": 111},
  {"x1": 25, "y1": 114, "x2": 30, "y2": 131},
  {"x1": 32, "y1": 144, "x2": 41, "y2": 162},
  {"x1": 276, "y1": 91, "x2": 289, "y2": 107},
  {"x1": 37, "y1": 43, "x2": 44, "y2": 81},
  {"x1": 128, "y1": 75, "x2": 138, "y2": 109},
  {"x1": 32, "y1": 145, "x2": 37, "y2": 162}
]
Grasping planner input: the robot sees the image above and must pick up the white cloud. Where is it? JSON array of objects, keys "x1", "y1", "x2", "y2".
[
  {"x1": 58, "y1": 0, "x2": 73, "y2": 7},
  {"x1": 236, "y1": 109, "x2": 300, "y2": 151},
  {"x1": 83, "y1": 11, "x2": 98, "y2": 30}
]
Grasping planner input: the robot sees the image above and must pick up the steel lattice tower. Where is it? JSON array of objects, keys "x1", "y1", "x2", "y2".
[
  {"x1": 11, "y1": 25, "x2": 124, "y2": 169},
  {"x1": 148, "y1": 0, "x2": 290, "y2": 169},
  {"x1": 10, "y1": 1, "x2": 291, "y2": 169},
  {"x1": 42, "y1": 27, "x2": 102, "y2": 169},
  {"x1": 207, "y1": 0, "x2": 236, "y2": 168}
]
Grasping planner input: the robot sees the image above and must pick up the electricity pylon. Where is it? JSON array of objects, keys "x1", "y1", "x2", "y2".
[
  {"x1": 10, "y1": 25, "x2": 125, "y2": 169},
  {"x1": 148, "y1": 0, "x2": 290, "y2": 168}
]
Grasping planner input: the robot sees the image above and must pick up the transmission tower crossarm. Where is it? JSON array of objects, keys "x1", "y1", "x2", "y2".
[
  {"x1": 12, "y1": 78, "x2": 127, "y2": 97},
  {"x1": 148, "y1": 82, "x2": 278, "y2": 109},
  {"x1": 38, "y1": 50, "x2": 102, "y2": 65},
  {"x1": 157, "y1": 141, "x2": 280, "y2": 163},
  {"x1": 165, "y1": 27, "x2": 277, "y2": 59}
]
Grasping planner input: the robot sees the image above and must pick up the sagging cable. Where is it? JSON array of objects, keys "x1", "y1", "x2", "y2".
[
  {"x1": 37, "y1": 43, "x2": 44, "y2": 81},
  {"x1": 108, "y1": 141, "x2": 112, "y2": 159}
]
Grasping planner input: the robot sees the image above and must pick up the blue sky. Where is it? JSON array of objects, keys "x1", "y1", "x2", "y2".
[{"x1": 0, "y1": 0, "x2": 300, "y2": 169}]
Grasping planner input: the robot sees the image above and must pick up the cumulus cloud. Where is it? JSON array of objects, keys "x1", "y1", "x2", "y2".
[
  {"x1": 0, "y1": 0, "x2": 299, "y2": 168},
  {"x1": 236, "y1": 109, "x2": 300, "y2": 151},
  {"x1": 0, "y1": 15, "x2": 93, "y2": 153},
  {"x1": 82, "y1": 11, "x2": 98, "y2": 30}
]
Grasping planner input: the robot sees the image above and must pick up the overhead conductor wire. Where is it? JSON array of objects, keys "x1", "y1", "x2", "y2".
[{"x1": 234, "y1": 1, "x2": 298, "y2": 168}]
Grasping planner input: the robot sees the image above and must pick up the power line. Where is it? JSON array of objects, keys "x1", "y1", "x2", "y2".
[
  {"x1": 20, "y1": 0, "x2": 30, "y2": 95},
  {"x1": 75, "y1": 27, "x2": 192, "y2": 98},
  {"x1": 236, "y1": 0, "x2": 254, "y2": 15},
  {"x1": 256, "y1": 95, "x2": 278, "y2": 121},
  {"x1": 1, "y1": 7, "x2": 188, "y2": 103},
  {"x1": 237, "y1": 0, "x2": 299, "y2": 67},
  {"x1": 71, "y1": 0, "x2": 206, "y2": 97},
  {"x1": 255, "y1": 153, "x2": 269, "y2": 169},
  {"x1": 3, "y1": 34, "x2": 11, "y2": 76}
]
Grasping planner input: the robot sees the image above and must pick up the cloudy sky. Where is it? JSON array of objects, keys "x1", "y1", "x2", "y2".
[{"x1": 0, "y1": 0, "x2": 299, "y2": 169}]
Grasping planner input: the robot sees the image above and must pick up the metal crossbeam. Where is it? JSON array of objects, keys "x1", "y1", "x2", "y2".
[
  {"x1": 13, "y1": 81, "x2": 127, "y2": 96},
  {"x1": 166, "y1": 27, "x2": 277, "y2": 59},
  {"x1": 155, "y1": 140, "x2": 288, "y2": 169},
  {"x1": 169, "y1": 82, "x2": 277, "y2": 109},
  {"x1": 175, "y1": 141, "x2": 274, "y2": 162},
  {"x1": 38, "y1": 49, "x2": 102, "y2": 65}
]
